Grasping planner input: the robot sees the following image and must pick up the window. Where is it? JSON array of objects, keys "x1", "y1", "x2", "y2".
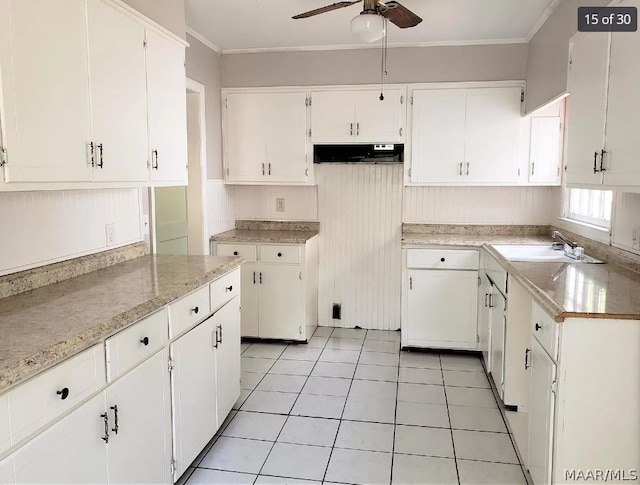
[{"x1": 565, "y1": 188, "x2": 613, "y2": 228}]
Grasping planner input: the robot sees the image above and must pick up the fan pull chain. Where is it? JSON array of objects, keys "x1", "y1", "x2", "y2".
[{"x1": 379, "y1": 16, "x2": 388, "y2": 101}]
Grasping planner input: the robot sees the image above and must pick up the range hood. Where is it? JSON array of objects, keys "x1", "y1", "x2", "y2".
[{"x1": 314, "y1": 144, "x2": 404, "y2": 164}]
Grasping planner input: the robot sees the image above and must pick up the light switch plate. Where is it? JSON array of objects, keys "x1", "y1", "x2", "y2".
[
  {"x1": 276, "y1": 198, "x2": 285, "y2": 212},
  {"x1": 105, "y1": 223, "x2": 115, "y2": 246}
]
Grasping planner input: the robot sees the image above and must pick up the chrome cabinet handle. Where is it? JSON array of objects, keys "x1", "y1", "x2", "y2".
[
  {"x1": 110, "y1": 405, "x2": 119, "y2": 434},
  {"x1": 356, "y1": 122, "x2": 360, "y2": 136},
  {"x1": 525, "y1": 348, "x2": 531, "y2": 370},
  {"x1": 96, "y1": 144, "x2": 104, "y2": 168},
  {"x1": 253, "y1": 271, "x2": 256, "y2": 284},
  {"x1": 100, "y1": 413, "x2": 110, "y2": 443},
  {"x1": 350, "y1": 123, "x2": 353, "y2": 136},
  {"x1": 217, "y1": 324, "x2": 223, "y2": 344},
  {"x1": 459, "y1": 162, "x2": 463, "y2": 176},
  {"x1": 600, "y1": 149, "x2": 607, "y2": 172},
  {"x1": 213, "y1": 328, "x2": 219, "y2": 349},
  {"x1": 466, "y1": 162, "x2": 470, "y2": 176},
  {"x1": 268, "y1": 163, "x2": 271, "y2": 175},
  {"x1": 262, "y1": 163, "x2": 265, "y2": 176}
]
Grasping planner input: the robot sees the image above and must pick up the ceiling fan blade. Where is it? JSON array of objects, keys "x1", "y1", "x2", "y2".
[
  {"x1": 379, "y1": 1, "x2": 422, "y2": 28},
  {"x1": 292, "y1": 1, "x2": 361, "y2": 19}
]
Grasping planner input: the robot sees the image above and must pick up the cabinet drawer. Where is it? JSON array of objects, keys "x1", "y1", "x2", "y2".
[
  {"x1": 169, "y1": 285, "x2": 210, "y2": 338},
  {"x1": 210, "y1": 269, "x2": 240, "y2": 314},
  {"x1": 407, "y1": 249, "x2": 479, "y2": 270},
  {"x1": 8, "y1": 344, "x2": 106, "y2": 445},
  {"x1": 216, "y1": 243, "x2": 257, "y2": 262},
  {"x1": 531, "y1": 301, "x2": 558, "y2": 361},
  {"x1": 106, "y1": 309, "x2": 168, "y2": 381},
  {"x1": 260, "y1": 245, "x2": 301, "y2": 264}
]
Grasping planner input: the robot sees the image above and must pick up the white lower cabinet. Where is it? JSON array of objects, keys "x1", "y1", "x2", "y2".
[
  {"x1": 171, "y1": 313, "x2": 218, "y2": 479},
  {"x1": 213, "y1": 239, "x2": 319, "y2": 341},
  {"x1": 478, "y1": 270, "x2": 492, "y2": 368},
  {"x1": 402, "y1": 248, "x2": 479, "y2": 350},
  {"x1": 105, "y1": 348, "x2": 172, "y2": 484},
  {"x1": 0, "y1": 455, "x2": 14, "y2": 485},
  {"x1": 171, "y1": 295, "x2": 241, "y2": 479},
  {"x1": 528, "y1": 337, "x2": 556, "y2": 485},
  {"x1": 489, "y1": 289, "x2": 506, "y2": 396},
  {"x1": 11, "y1": 393, "x2": 108, "y2": 484}
]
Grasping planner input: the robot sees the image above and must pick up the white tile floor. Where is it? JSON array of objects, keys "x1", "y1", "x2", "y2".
[{"x1": 180, "y1": 327, "x2": 528, "y2": 485}]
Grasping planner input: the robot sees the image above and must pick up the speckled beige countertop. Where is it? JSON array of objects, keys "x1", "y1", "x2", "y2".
[
  {"x1": 404, "y1": 229, "x2": 640, "y2": 322},
  {"x1": 0, "y1": 254, "x2": 242, "y2": 393},
  {"x1": 211, "y1": 229, "x2": 319, "y2": 245}
]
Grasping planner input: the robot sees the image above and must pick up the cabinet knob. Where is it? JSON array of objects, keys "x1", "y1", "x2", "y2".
[
  {"x1": 140, "y1": 336, "x2": 150, "y2": 346},
  {"x1": 535, "y1": 323, "x2": 542, "y2": 331},
  {"x1": 277, "y1": 252, "x2": 282, "y2": 257},
  {"x1": 56, "y1": 387, "x2": 70, "y2": 400},
  {"x1": 233, "y1": 251, "x2": 238, "y2": 256},
  {"x1": 225, "y1": 285, "x2": 233, "y2": 292},
  {"x1": 440, "y1": 257, "x2": 446, "y2": 262},
  {"x1": 192, "y1": 306, "x2": 199, "y2": 315}
]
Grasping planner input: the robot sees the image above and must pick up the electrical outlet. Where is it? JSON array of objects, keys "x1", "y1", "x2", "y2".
[
  {"x1": 276, "y1": 198, "x2": 285, "y2": 212},
  {"x1": 105, "y1": 223, "x2": 115, "y2": 246},
  {"x1": 632, "y1": 226, "x2": 640, "y2": 250}
]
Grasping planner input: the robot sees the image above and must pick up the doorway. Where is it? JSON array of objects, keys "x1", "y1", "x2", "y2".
[{"x1": 152, "y1": 78, "x2": 208, "y2": 255}]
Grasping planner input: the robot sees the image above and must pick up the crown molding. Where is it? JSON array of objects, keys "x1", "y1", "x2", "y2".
[{"x1": 186, "y1": 27, "x2": 221, "y2": 53}]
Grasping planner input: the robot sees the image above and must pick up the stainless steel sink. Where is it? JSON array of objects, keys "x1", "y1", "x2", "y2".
[{"x1": 491, "y1": 244, "x2": 604, "y2": 263}]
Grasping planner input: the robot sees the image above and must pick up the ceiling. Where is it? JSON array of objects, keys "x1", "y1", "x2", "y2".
[{"x1": 185, "y1": 0, "x2": 559, "y2": 53}]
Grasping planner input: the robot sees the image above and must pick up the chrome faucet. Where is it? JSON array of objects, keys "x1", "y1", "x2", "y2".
[{"x1": 552, "y1": 231, "x2": 584, "y2": 260}]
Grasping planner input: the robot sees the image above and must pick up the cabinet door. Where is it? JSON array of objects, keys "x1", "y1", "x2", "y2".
[
  {"x1": 0, "y1": 395, "x2": 10, "y2": 457},
  {"x1": 225, "y1": 93, "x2": 268, "y2": 183},
  {"x1": 410, "y1": 89, "x2": 466, "y2": 184},
  {"x1": 171, "y1": 316, "x2": 218, "y2": 478},
  {"x1": 214, "y1": 297, "x2": 241, "y2": 426},
  {"x1": 265, "y1": 92, "x2": 308, "y2": 183},
  {"x1": 406, "y1": 270, "x2": 478, "y2": 349},
  {"x1": 355, "y1": 89, "x2": 404, "y2": 143},
  {"x1": 478, "y1": 272, "x2": 492, "y2": 369},
  {"x1": 529, "y1": 117, "x2": 562, "y2": 184},
  {"x1": 12, "y1": 393, "x2": 108, "y2": 484},
  {"x1": 464, "y1": 87, "x2": 521, "y2": 184},
  {"x1": 0, "y1": 0, "x2": 92, "y2": 183},
  {"x1": 106, "y1": 349, "x2": 172, "y2": 485},
  {"x1": 489, "y1": 290, "x2": 506, "y2": 398},
  {"x1": 146, "y1": 29, "x2": 188, "y2": 184},
  {"x1": 603, "y1": 16, "x2": 640, "y2": 187},
  {"x1": 259, "y1": 265, "x2": 303, "y2": 340},
  {"x1": 310, "y1": 91, "x2": 355, "y2": 143},
  {"x1": 87, "y1": 0, "x2": 148, "y2": 183},
  {"x1": 528, "y1": 338, "x2": 557, "y2": 485},
  {"x1": 241, "y1": 262, "x2": 261, "y2": 337},
  {"x1": 565, "y1": 32, "x2": 610, "y2": 186}
]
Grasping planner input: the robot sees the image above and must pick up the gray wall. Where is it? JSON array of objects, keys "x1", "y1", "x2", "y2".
[
  {"x1": 186, "y1": 34, "x2": 224, "y2": 179},
  {"x1": 122, "y1": 0, "x2": 185, "y2": 39},
  {"x1": 525, "y1": 0, "x2": 606, "y2": 113},
  {"x1": 222, "y1": 44, "x2": 528, "y2": 87}
]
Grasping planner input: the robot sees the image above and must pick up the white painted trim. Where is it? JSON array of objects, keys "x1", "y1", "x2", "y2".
[
  {"x1": 101, "y1": 0, "x2": 189, "y2": 47},
  {"x1": 526, "y1": 0, "x2": 563, "y2": 42},
  {"x1": 185, "y1": 78, "x2": 210, "y2": 255},
  {"x1": 524, "y1": 92, "x2": 569, "y2": 116},
  {"x1": 221, "y1": 38, "x2": 528, "y2": 55},
  {"x1": 186, "y1": 27, "x2": 221, "y2": 53}
]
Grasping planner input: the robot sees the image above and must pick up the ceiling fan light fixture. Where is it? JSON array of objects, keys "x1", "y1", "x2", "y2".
[{"x1": 350, "y1": 12, "x2": 385, "y2": 43}]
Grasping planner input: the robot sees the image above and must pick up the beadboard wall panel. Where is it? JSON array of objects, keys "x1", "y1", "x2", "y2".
[
  {"x1": 235, "y1": 185, "x2": 318, "y2": 222},
  {"x1": 0, "y1": 189, "x2": 143, "y2": 276},
  {"x1": 612, "y1": 192, "x2": 640, "y2": 255},
  {"x1": 403, "y1": 186, "x2": 554, "y2": 224},
  {"x1": 317, "y1": 164, "x2": 403, "y2": 330},
  {"x1": 207, "y1": 179, "x2": 236, "y2": 238}
]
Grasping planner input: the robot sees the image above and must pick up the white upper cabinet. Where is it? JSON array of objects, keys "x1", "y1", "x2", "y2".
[
  {"x1": 528, "y1": 116, "x2": 561, "y2": 185},
  {"x1": 565, "y1": 32, "x2": 610, "y2": 187},
  {"x1": 146, "y1": 29, "x2": 188, "y2": 185},
  {"x1": 87, "y1": 0, "x2": 148, "y2": 183},
  {"x1": 410, "y1": 89, "x2": 466, "y2": 184},
  {"x1": 0, "y1": 0, "x2": 93, "y2": 183},
  {"x1": 566, "y1": 1, "x2": 640, "y2": 190},
  {"x1": 601, "y1": 16, "x2": 640, "y2": 187},
  {"x1": 311, "y1": 88, "x2": 405, "y2": 144},
  {"x1": 409, "y1": 85, "x2": 522, "y2": 185},
  {"x1": 224, "y1": 90, "x2": 309, "y2": 185}
]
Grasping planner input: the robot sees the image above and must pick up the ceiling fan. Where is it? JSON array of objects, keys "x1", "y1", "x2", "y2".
[{"x1": 293, "y1": 0, "x2": 422, "y2": 42}]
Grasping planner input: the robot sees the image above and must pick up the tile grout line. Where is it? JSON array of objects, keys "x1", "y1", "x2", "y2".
[
  {"x1": 440, "y1": 354, "x2": 462, "y2": 485},
  {"x1": 321, "y1": 328, "x2": 367, "y2": 484},
  {"x1": 388, "y1": 339, "x2": 403, "y2": 485}
]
